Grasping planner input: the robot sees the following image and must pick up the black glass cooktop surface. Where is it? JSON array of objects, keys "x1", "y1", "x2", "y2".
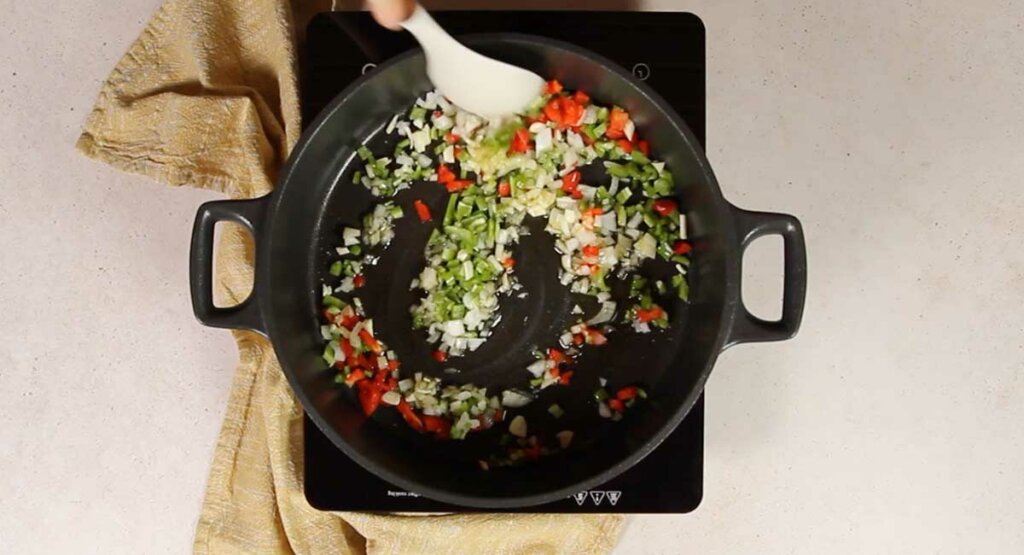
[{"x1": 301, "y1": 10, "x2": 705, "y2": 513}]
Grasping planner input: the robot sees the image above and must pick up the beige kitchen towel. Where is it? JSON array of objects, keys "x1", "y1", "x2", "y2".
[{"x1": 76, "y1": 0, "x2": 625, "y2": 553}]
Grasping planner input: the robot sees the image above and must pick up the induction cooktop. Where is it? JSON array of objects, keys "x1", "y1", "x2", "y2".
[{"x1": 300, "y1": 10, "x2": 705, "y2": 513}]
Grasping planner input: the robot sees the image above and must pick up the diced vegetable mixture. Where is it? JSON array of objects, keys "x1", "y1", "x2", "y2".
[{"x1": 319, "y1": 81, "x2": 691, "y2": 462}]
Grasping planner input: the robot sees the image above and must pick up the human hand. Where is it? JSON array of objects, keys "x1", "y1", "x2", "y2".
[{"x1": 367, "y1": 0, "x2": 416, "y2": 30}]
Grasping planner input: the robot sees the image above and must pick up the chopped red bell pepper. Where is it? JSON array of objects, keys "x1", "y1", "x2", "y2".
[
  {"x1": 559, "y1": 96, "x2": 584, "y2": 127},
  {"x1": 617, "y1": 139, "x2": 633, "y2": 153},
  {"x1": 340, "y1": 339, "x2": 354, "y2": 359},
  {"x1": 493, "y1": 408, "x2": 504, "y2": 422},
  {"x1": 606, "y1": 107, "x2": 629, "y2": 139},
  {"x1": 340, "y1": 313, "x2": 359, "y2": 329},
  {"x1": 371, "y1": 357, "x2": 388, "y2": 379},
  {"x1": 422, "y1": 414, "x2": 444, "y2": 432},
  {"x1": 572, "y1": 90, "x2": 590, "y2": 105},
  {"x1": 414, "y1": 199, "x2": 432, "y2": 222},
  {"x1": 582, "y1": 244, "x2": 600, "y2": 258},
  {"x1": 523, "y1": 442, "x2": 544, "y2": 460},
  {"x1": 652, "y1": 198, "x2": 678, "y2": 216},
  {"x1": 509, "y1": 127, "x2": 531, "y2": 153},
  {"x1": 636, "y1": 306, "x2": 665, "y2": 323},
  {"x1": 436, "y1": 163, "x2": 456, "y2": 184},
  {"x1": 546, "y1": 79, "x2": 564, "y2": 94},
  {"x1": 637, "y1": 139, "x2": 650, "y2": 156},
  {"x1": 501, "y1": 257, "x2": 516, "y2": 269},
  {"x1": 564, "y1": 170, "x2": 581, "y2": 186},
  {"x1": 445, "y1": 179, "x2": 473, "y2": 193},
  {"x1": 453, "y1": 146, "x2": 464, "y2": 159},
  {"x1": 436, "y1": 421, "x2": 452, "y2": 439},
  {"x1": 353, "y1": 274, "x2": 366, "y2": 288},
  {"x1": 559, "y1": 370, "x2": 574, "y2": 385},
  {"x1": 561, "y1": 170, "x2": 582, "y2": 198},
  {"x1": 587, "y1": 329, "x2": 608, "y2": 345},
  {"x1": 547, "y1": 348, "x2": 568, "y2": 364},
  {"x1": 432, "y1": 350, "x2": 448, "y2": 362},
  {"x1": 543, "y1": 97, "x2": 563, "y2": 125},
  {"x1": 396, "y1": 400, "x2": 424, "y2": 432},
  {"x1": 673, "y1": 240, "x2": 692, "y2": 255},
  {"x1": 422, "y1": 414, "x2": 450, "y2": 438},
  {"x1": 357, "y1": 380, "x2": 382, "y2": 416},
  {"x1": 359, "y1": 329, "x2": 382, "y2": 354},
  {"x1": 345, "y1": 368, "x2": 365, "y2": 385},
  {"x1": 444, "y1": 132, "x2": 460, "y2": 144},
  {"x1": 348, "y1": 352, "x2": 366, "y2": 370},
  {"x1": 498, "y1": 181, "x2": 511, "y2": 197},
  {"x1": 388, "y1": 359, "x2": 400, "y2": 371},
  {"x1": 608, "y1": 398, "x2": 625, "y2": 412},
  {"x1": 616, "y1": 386, "x2": 639, "y2": 401}
]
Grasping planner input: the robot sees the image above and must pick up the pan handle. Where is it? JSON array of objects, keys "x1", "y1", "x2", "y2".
[
  {"x1": 189, "y1": 196, "x2": 269, "y2": 334},
  {"x1": 725, "y1": 205, "x2": 807, "y2": 346}
]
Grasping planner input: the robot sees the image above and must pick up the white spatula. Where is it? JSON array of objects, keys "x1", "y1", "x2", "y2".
[{"x1": 397, "y1": 4, "x2": 546, "y2": 118}]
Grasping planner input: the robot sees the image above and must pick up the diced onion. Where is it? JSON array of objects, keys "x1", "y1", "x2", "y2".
[
  {"x1": 636, "y1": 233, "x2": 657, "y2": 259},
  {"x1": 342, "y1": 227, "x2": 361, "y2": 246},
  {"x1": 501, "y1": 390, "x2": 534, "y2": 408},
  {"x1": 534, "y1": 127, "x2": 553, "y2": 153},
  {"x1": 382, "y1": 391, "x2": 402, "y2": 406},
  {"x1": 411, "y1": 129, "x2": 431, "y2": 152},
  {"x1": 420, "y1": 267, "x2": 438, "y2": 289},
  {"x1": 509, "y1": 415, "x2": 528, "y2": 437},
  {"x1": 526, "y1": 359, "x2": 549, "y2": 377}
]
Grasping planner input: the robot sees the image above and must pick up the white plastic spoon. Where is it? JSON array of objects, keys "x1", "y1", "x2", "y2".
[{"x1": 398, "y1": 4, "x2": 545, "y2": 118}]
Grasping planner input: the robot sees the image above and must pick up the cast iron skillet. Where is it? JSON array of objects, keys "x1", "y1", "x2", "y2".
[{"x1": 189, "y1": 35, "x2": 807, "y2": 508}]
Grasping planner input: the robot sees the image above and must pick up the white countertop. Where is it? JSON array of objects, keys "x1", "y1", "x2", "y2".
[{"x1": 2, "y1": 1, "x2": 1022, "y2": 553}]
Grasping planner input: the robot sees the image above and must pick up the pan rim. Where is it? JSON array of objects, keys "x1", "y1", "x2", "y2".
[{"x1": 262, "y1": 32, "x2": 739, "y2": 508}]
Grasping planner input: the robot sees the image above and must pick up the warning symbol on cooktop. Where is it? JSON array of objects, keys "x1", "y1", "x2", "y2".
[{"x1": 573, "y1": 490, "x2": 623, "y2": 506}]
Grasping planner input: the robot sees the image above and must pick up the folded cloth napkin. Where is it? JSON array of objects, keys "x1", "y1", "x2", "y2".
[{"x1": 77, "y1": 0, "x2": 625, "y2": 553}]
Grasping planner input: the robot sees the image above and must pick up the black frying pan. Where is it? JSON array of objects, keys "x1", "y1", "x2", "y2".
[{"x1": 189, "y1": 35, "x2": 807, "y2": 508}]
